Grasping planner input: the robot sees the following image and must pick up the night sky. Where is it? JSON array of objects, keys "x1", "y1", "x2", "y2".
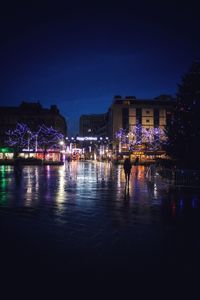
[{"x1": 0, "y1": 1, "x2": 199, "y2": 135}]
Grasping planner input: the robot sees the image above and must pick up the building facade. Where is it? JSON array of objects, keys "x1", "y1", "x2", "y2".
[
  {"x1": 79, "y1": 113, "x2": 108, "y2": 137},
  {"x1": 107, "y1": 95, "x2": 174, "y2": 140},
  {"x1": 0, "y1": 101, "x2": 67, "y2": 147}
]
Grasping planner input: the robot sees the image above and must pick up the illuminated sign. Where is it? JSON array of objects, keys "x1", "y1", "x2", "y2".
[
  {"x1": 131, "y1": 151, "x2": 144, "y2": 155},
  {"x1": 76, "y1": 137, "x2": 98, "y2": 141},
  {"x1": 22, "y1": 149, "x2": 34, "y2": 152}
]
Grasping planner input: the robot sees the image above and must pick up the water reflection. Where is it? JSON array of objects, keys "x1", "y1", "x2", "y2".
[
  {"x1": 56, "y1": 165, "x2": 66, "y2": 213},
  {"x1": 0, "y1": 166, "x2": 13, "y2": 206},
  {"x1": 0, "y1": 163, "x2": 199, "y2": 228}
]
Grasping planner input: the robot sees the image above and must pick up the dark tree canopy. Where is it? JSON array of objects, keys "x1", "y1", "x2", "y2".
[{"x1": 166, "y1": 61, "x2": 200, "y2": 168}]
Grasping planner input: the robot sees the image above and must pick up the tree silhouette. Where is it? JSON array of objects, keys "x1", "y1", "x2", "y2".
[{"x1": 166, "y1": 61, "x2": 200, "y2": 168}]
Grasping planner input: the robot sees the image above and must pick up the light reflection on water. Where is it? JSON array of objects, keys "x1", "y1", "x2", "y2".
[{"x1": 0, "y1": 162, "x2": 199, "y2": 227}]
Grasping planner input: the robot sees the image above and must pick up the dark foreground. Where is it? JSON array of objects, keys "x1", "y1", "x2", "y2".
[{"x1": 0, "y1": 162, "x2": 200, "y2": 295}]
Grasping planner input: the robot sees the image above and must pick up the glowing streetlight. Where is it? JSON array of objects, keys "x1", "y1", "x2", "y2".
[
  {"x1": 35, "y1": 134, "x2": 38, "y2": 152},
  {"x1": 59, "y1": 141, "x2": 65, "y2": 162},
  {"x1": 27, "y1": 130, "x2": 31, "y2": 152}
]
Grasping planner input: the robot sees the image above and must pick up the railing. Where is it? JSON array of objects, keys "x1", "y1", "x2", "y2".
[{"x1": 146, "y1": 165, "x2": 200, "y2": 187}]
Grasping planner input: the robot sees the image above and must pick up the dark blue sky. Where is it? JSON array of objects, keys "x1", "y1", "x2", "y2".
[{"x1": 0, "y1": 1, "x2": 200, "y2": 135}]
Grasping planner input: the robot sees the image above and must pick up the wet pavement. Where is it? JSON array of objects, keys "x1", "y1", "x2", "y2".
[{"x1": 0, "y1": 162, "x2": 200, "y2": 291}]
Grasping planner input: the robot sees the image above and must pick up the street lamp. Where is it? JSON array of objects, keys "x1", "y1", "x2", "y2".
[
  {"x1": 119, "y1": 136, "x2": 122, "y2": 153},
  {"x1": 59, "y1": 140, "x2": 65, "y2": 162},
  {"x1": 27, "y1": 130, "x2": 31, "y2": 152},
  {"x1": 59, "y1": 140, "x2": 65, "y2": 152},
  {"x1": 35, "y1": 134, "x2": 38, "y2": 152}
]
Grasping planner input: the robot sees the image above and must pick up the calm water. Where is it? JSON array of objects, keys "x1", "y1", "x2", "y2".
[{"x1": 0, "y1": 162, "x2": 200, "y2": 288}]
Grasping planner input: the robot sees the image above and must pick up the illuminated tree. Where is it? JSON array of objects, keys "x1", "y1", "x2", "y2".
[
  {"x1": 5, "y1": 123, "x2": 34, "y2": 157},
  {"x1": 5, "y1": 123, "x2": 64, "y2": 160},
  {"x1": 36, "y1": 124, "x2": 64, "y2": 159},
  {"x1": 115, "y1": 128, "x2": 128, "y2": 144},
  {"x1": 141, "y1": 127, "x2": 167, "y2": 150},
  {"x1": 115, "y1": 125, "x2": 167, "y2": 152},
  {"x1": 129, "y1": 125, "x2": 142, "y2": 149}
]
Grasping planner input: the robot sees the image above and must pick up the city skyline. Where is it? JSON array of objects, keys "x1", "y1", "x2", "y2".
[{"x1": 0, "y1": 1, "x2": 199, "y2": 135}]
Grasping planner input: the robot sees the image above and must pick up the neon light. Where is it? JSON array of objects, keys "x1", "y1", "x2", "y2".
[
  {"x1": 22, "y1": 149, "x2": 34, "y2": 152},
  {"x1": 76, "y1": 137, "x2": 97, "y2": 141},
  {"x1": 115, "y1": 125, "x2": 167, "y2": 151},
  {"x1": 5, "y1": 123, "x2": 64, "y2": 152}
]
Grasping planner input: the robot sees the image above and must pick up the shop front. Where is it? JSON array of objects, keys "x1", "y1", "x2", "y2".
[
  {"x1": 0, "y1": 147, "x2": 14, "y2": 160},
  {"x1": 0, "y1": 147, "x2": 62, "y2": 164}
]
